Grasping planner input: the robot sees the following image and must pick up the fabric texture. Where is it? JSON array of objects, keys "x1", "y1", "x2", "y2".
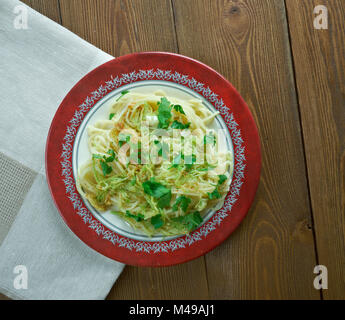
[
  {"x1": 0, "y1": 0, "x2": 124, "y2": 300},
  {"x1": 0, "y1": 153, "x2": 36, "y2": 245}
]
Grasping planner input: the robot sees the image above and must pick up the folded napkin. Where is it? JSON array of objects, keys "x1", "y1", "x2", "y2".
[{"x1": 0, "y1": 0, "x2": 124, "y2": 299}]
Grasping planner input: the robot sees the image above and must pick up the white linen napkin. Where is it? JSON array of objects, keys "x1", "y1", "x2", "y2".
[{"x1": 0, "y1": 0, "x2": 124, "y2": 299}]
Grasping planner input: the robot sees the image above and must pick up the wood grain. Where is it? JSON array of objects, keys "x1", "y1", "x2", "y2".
[
  {"x1": 59, "y1": 0, "x2": 178, "y2": 56},
  {"x1": 58, "y1": 0, "x2": 209, "y2": 300},
  {"x1": 173, "y1": 0, "x2": 319, "y2": 299},
  {"x1": 108, "y1": 258, "x2": 209, "y2": 300},
  {"x1": 286, "y1": 0, "x2": 345, "y2": 299},
  {"x1": 15, "y1": 0, "x2": 345, "y2": 300},
  {"x1": 21, "y1": 0, "x2": 61, "y2": 24}
]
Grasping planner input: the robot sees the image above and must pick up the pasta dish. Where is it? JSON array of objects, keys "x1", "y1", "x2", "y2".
[{"x1": 77, "y1": 90, "x2": 233, "y2": 236}]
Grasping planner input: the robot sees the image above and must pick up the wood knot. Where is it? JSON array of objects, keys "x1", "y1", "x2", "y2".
[
  {"x1": 222, "y1": 1, "x2": 250, "y2": 42},
  {"x1": 230, "y1": 6, "x2": 240, "y2": 15}
]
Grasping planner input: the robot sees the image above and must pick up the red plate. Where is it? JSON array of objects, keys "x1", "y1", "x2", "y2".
[{"x1": 46, "y1": 52, "x2": 261, "y2": 266}]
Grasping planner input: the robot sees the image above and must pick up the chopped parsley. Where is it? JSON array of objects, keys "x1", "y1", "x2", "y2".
[
  {"x1": 118, "y1": 133, "x2": 131, "y2": 147},
  {"x1": 142, "y1": 178, "x2": 172, "y2": 208},
  {"x1": 157, "y1": 97, "x2": 172, "y2": 129},
  {"x1": 171, "y1": 120, "x2": 191, "y2": 129},
  {"x1": 157, "y1": 192, "x2": 172, "y2": 209},
  {"x1": 172, "y1": 196, "x2": 191, "y2": 213},
  {"x1": 109, "y1": 113, "x2": 115, "y2": 120},
  {"x1": 92, "y1": 149, "x2": 116, "y2": 176},
  {"x1": 173, "y1": 211, "x2": 203, "y2": 231},
  {"x1": 169, "y1": 153, "x2": 196, "y2": 170},
  {"x1": 116, "y1": 90, "x2": 129, "y2": 101},
  {"x1": 92, "y1": 149, "x2": 116, "y2": 162},
  {"x1": 151, "y1": 214, "x2": 164, "y2": 229},
  {"x1": 218, "y1": 175, "x2": 227, "y2": 185},
  {"x1": 207, "y1": 188, "x2": 221, "y2": 200},
  {"x1": 125, "y1": 210, "x2": 144, "y2": 222},
  {"x1": 105, "y1": 149, "x2": 116, "y2": 162},
  {"x1": 197, "y1": 164, "x2": 217, "y2": 172},
  {"x1": 207, "y1": 175, "x2": 227, "y2": 197},
  {"x1": 100, "y1": 161, "x2": 112, "y2": 176},
  {"x1": 173, "y1": 104, "x2": 185, "y2": 115}
]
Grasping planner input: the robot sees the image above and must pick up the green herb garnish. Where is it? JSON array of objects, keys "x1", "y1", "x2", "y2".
[
  {"x1": 171, "y1": 120, "x2": 191, "y2": 129},
  {"x1": 207, "y1": 188, "x2": 221, "y2": 200},
  {"x1": 93, "y1": 149, "x2": 116, "y2": 162},
  {"x1": 142, "y1": 178, "x2": 172, "y2": 208},
  {"x1": 92, "y1": 150, "x2": 116, "y2": 176},
  {"x1": 172, "y1": 196, "x2": 191, "y2": 213},
  {"x1": 109, "y1": 113, "x2": 115, "y2": 120},
  {"x1": 151, "y1": 214, "x2": 164, "y2": 229},
  {"x1": 105, "y1": 149, "x2": 116, "y2": 162},
  {"x1": 218, "y1": 175, "x2": 227, "y2": 185},
  {"x1": 157, "y1": 192, "x2": 172, "y2": 209},
  {"x1": 116, "y1": 90, "x2": 129, "y2": 101},
  {"x1": 197, "y1": 164, "x2": 217, "y2": 172},
  {"x1": 100, "y1": 161, "x2": 112, "y2": 176},
  {"x1": 157, "y1": 97, "x2": 172, "y2": 129},
  {"x1": 173, "y1": 211, "x2": 203, "y2": 231},
  {"x1": 173, "y1": 105, "x2": 185, "y2": 115},
  {"x1": 118, "y1": 133, "x2": 131, "y2": 147},
  {"x1": 125, "y1": 210, "x2": 144, "y2": 222}
]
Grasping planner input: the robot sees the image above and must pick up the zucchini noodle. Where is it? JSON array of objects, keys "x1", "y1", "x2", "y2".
[{"x1": 77, "y1": 90, "x2": 233, "y2": 236}]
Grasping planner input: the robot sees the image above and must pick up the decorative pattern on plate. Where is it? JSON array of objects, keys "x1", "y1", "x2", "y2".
[{"x1": 60, "y1": 69, "x2": 246, "y2": 253}]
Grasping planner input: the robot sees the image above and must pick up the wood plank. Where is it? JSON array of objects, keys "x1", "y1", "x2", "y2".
[
  {"x1": 59, "y1": 0, "x2": 178, "y2": 56},
  {"x1": 59, "y1": 0, "x2": 209, "y2": 300},
  {"x1": 108, "y1": 258, "x2": 209, "y2": 300},
  {"x1": 21, "y1": 0, "x2": 61, "y2": 24},
  {"x1": 285, "y1": 0, "x2": 345, "y2": 299},
  {"x1": 173, "y1": 0, "x2": 320, "y2": 299}
]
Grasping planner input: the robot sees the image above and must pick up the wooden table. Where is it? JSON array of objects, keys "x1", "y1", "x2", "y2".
[{"x1": 8, "y1": 0, "x2": 343, "y2": 300}]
